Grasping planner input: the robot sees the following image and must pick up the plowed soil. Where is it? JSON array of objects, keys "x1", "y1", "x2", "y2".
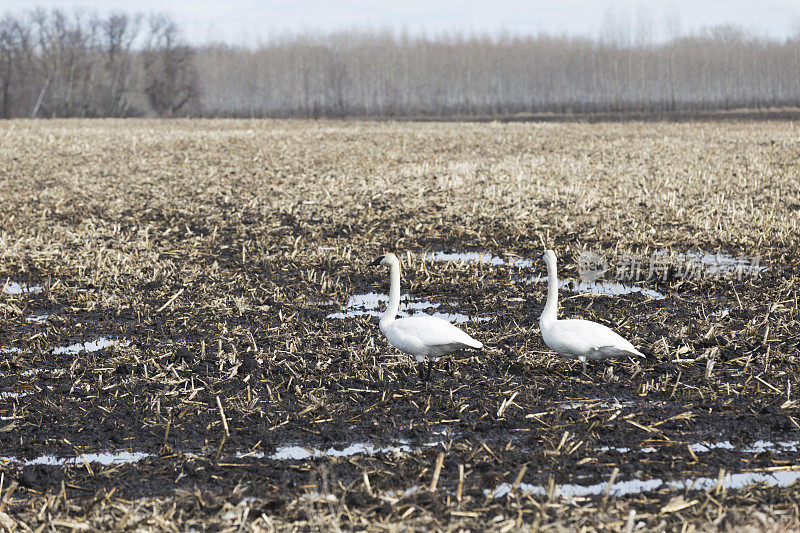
[{"x1": 1, "y1": 119, "x2": 799, "y2": 531}]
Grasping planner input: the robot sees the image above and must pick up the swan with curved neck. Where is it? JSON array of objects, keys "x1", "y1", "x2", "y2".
[
  {"x1": 368, "y1": 253, "x2": 483, "y2": 380},
  {"x1": 538, "y1": 250, "x2": 644, "y2": 373}
]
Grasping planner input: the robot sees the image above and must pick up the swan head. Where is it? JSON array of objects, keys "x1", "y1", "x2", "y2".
[
  {"x1": 368, "y1": 253, "x2": 398, "y2": 267},
  {"x1": 539, "y1": 250, "x2": 557, "y2": 269}
]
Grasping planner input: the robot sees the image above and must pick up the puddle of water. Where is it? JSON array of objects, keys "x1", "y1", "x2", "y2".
[
  {"x1": 53, "y1": 337, "x2": 131, "y2": 355},
  {"x1": 0, "y1": 451, "x2": 152, "y2": 466},
  {"x1": 326, "y1": 292, "x2": 488, "y2": 323},
  {"x1": 425, "y1": 250, "x2": 664, "y2": 298},
  {"x1": 424, "y1": 251, "x2": 506, "y2": 266},
  {"x1": 598, "y1": 440, "x2": 800, "y2": 455},
  {"x1": 0, "y1": 368, "x2": 50, "y2": 378},
  {"x1": 26, "y1": 313, "x2": 50, "y2": 323},
  {"x1": 0, "y1": 391, "x2": 31, "y2": 400},
  {"x1": 489, "y1": 478, "x2": 658, "y2": 499},
  {"x1": 3, "y1": 338, "x2": 130, "y2": 359},
  {"x1": 559, "y1": 400, "x2": 634, "y2": 410},
  {"x1": 489, "y1": 470, "x2": 800, "y2": 499},
  {"x1": 560, "y1": 279, "x2": 664, "y2": 298},
  {"x1": 522, "y1": 276, "x2": 664, "y2": 298},
  {"x1": 658, "y1": 251, "x2": 767, "y2": 275},
  {"x1": 597, "y1": 445, "x2": 656, "y2": 454},
  {"x1": 690, "y1": 441, "x2": 735, "y2": 453},
  {"x1": 429, "y1": 249, "x2": 766, "y2": 296},
  {"x1": 241, "y1": 442, "x2": 414, "y2": 461},
  {"x1": 742, "y1": 440, "x2": 799, "y2": 453},
  {"x1": 424, "y1": 251, "x2": 534, "y2": 269},
  {"x1": 2, "y1": 281, "x2": 43, "y2": 295},
  {"x1": 242, "y1": 433, "x2": 455, "y2": 461},
  {"x1": 672, "y1": 471, "x2": 800, "y2": 492}
]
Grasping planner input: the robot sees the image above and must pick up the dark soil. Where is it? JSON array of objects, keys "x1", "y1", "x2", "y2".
[{"x1": 0, "y1": 119, "x2": 798, "y2": 530}]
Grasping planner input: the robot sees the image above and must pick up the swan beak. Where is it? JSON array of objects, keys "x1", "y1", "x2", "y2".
[
  {"x1": 367, "y1": 256, "x2": 383, "y2": 266},
  {"x1": 536, "y1": 252, "x2": 544, "y2": 260}
]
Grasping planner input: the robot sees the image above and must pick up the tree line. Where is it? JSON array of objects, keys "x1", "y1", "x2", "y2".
[
  {"x1": 0, "y1": 10, "x2": 197, "y2": 118},
  {"x1": 2, "y1": 9, "x2": 799, "y2": 118}
]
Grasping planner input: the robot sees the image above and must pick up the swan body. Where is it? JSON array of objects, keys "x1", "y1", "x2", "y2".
[
  {"x1": 368, "y1": 253, "x2": 482, "y2": 378},
  {"x1": 538, "y1": 250, "x2": 644, "y2": 372}
]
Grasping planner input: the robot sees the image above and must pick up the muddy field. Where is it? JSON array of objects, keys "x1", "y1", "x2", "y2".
[{"x1": 0, "y1": 119, "x2": 799, "y2": 531}]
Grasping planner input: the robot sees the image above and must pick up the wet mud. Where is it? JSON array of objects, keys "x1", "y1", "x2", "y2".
[{"x1": 0, "y1": 119, "x2": 798, "y2": 530}]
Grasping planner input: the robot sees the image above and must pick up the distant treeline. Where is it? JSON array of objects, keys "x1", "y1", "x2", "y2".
[
  {"x1": 0, "y1": 10, "x2": 196, "y2": 118},
  {"x1": 2, "y1": 9, "x2": 800, "y2": 118}
]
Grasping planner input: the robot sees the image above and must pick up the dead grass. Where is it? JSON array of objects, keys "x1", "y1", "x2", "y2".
[{"x1": 0, "y1": 118, "x2": 798, "y2": 531}]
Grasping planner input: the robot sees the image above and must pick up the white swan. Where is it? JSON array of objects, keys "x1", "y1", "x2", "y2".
[
  {"x1": 538, "y1": 250, "x2": 644, "y2": 373},
  {"x1": 368, "y1": 253, "x2": 483, "y2": 379}
]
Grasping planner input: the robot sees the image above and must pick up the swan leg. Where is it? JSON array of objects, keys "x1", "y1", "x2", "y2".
[
  {"x1": 579, "y1": 356, "x2": 587, "y2": 374},
  {"x1": 426, "y1": 359, "x2": 433, "y2": 381},
  {"x1": 417, "y1": 361, "x2": 426, "y2": 379}
]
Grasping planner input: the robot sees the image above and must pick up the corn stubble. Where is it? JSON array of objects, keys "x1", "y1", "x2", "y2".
[{"x1": 0, "y1": 119, "x2": 799, "y2": 531}]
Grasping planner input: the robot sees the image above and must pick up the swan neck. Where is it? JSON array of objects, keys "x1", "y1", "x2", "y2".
[
  {"x1": 382, "y1": 259, "x2": 401, "y2": 327},
  {"x1": 541, "y1": 256, "x2": 559, "y2": 323}
]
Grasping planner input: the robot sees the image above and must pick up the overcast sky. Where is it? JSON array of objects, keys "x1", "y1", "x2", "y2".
[{"x1": 1, "y1": 0, "x2": 798, "y2": 45}]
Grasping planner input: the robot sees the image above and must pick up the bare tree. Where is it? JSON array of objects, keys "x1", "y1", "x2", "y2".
[
  {"x1": 143, "y1": 14, "x2": 198, "y2": 117},
  {"x1": 0, "y1": 15, "x2": 33, "y2": 118},
  {"x1": 100, "y1": 12, "x2": 140, "y2": 116},
  {"x1": 1, "y1": 7, "x2": 799, "y2": 118}
]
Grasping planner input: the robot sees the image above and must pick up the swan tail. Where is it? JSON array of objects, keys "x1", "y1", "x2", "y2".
[{"x1": 467, "y1": 338, "x2": 484, "y2": 350}]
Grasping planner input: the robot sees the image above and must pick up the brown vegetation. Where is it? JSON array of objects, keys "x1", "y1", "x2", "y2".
[{"x1": 0, "y1": 119, "x2": 799, "y2": 530}]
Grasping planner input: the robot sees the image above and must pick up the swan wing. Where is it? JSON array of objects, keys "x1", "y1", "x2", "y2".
[
  {"x1": 590, "y1": 344, "x2": 645, "y2": 360},
  {"x1": 391, "y1": 316, "x2": 483, "y2": 349},
  {"x1": 549, "y1": 319, "x2": 643, "y2": 359}
]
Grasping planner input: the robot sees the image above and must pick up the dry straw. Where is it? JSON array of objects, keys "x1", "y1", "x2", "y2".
[{"x1": 0, "y1": 119, "x2": 797, "y2": 530}]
